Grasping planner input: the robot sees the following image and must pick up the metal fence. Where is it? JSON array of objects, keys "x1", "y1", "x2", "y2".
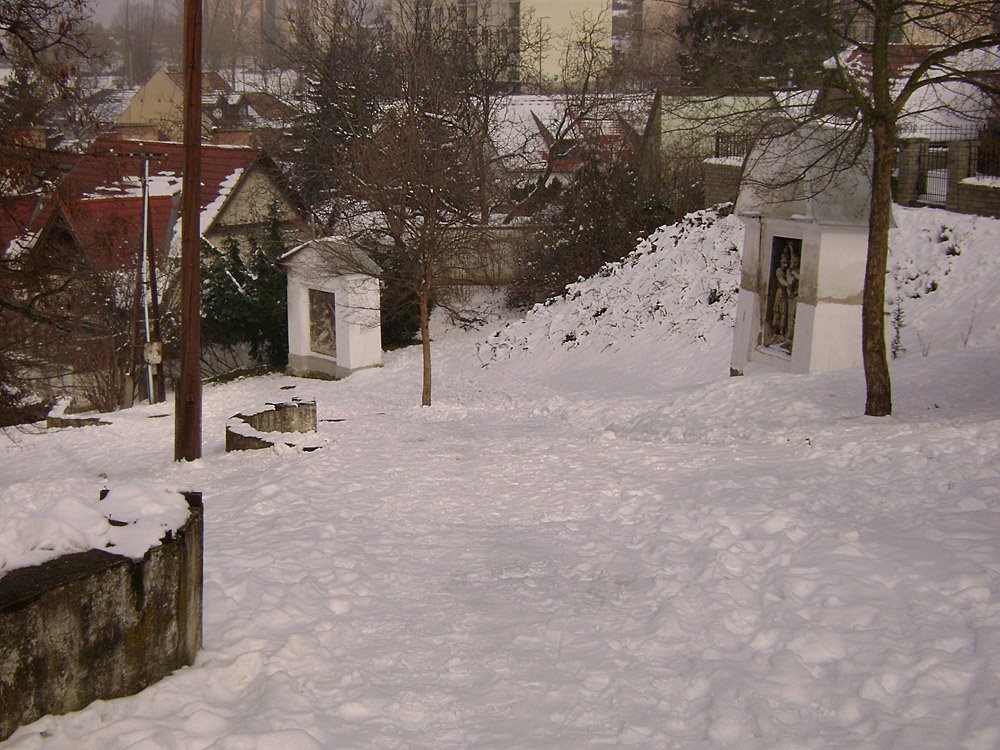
[
  {"x1": 918, "y1": 141, "x2": 950, "y2": 205},
  {"x1": 972, "y1": 136, "x2": 1000, "y2": 177},
  {"x1": 714, "y1": 131, "x2": 754, "y2": 159}
]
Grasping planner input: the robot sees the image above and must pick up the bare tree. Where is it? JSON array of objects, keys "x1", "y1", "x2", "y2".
[
  {"x1": 511, "y1": 10, "x2": 622, "y2": 214},
  {"x1": 0, "y1": 0, "x2": 97, "y2": 425},
  {"x1": 110, "y1": 0, "x2": 174, "y2": 85},
  {"x1": 0, "y1": 0, "x2": 91, "y2": 74},
  {"x1": 846, "y1": 1, "x2": 998, "y2": 415},
  {"x1": 348, "y1": 2, "x2": 485, "y2": 407},
  {"x1": 446, "y1": 1, "x2": 545, "y2": 223}
]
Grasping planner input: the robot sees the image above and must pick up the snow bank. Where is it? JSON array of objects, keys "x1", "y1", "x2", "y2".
[
  {"x1": 479, "y1": 207, "x2": 743, "y2": 365},
  {"x1": 889, "y1": 206, "x2": 1000, "y2": 354},
  {"x1": 481, "y1": 205, "x2": 1000, "y2": 376}
]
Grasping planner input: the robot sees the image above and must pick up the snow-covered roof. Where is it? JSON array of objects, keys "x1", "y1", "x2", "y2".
[
  {"x1": 490, "y1": 93, "x2": 656, "y2": 174},
  {"x1": 283, "y1": 236, "x2": 383, "y2": 277},
  {"x1": 736, "y1": 125, "x2": 874, "y2": 225},
  {"x1": 1, "y1": 137, "x2": 272, "y2": 269}
]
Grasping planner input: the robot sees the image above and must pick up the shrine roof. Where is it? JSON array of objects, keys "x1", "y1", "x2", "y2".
[
  {"x1": 283, "y1": 236, "x2": 383, "y2": 278},
  {"x1": 735, "y1": 125, "x2": 876, "y2": 226}
]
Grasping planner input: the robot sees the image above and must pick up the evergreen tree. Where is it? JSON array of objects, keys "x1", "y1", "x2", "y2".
[
  {"x1": 676, "y1": 0, "x2": 837, "y2": 89},
  {"x1": 202, "y1": 205, "x2": 289, "y2": 369},
  {"x1": 285, "y1": 1, "x2": 394, "y2": 218}
]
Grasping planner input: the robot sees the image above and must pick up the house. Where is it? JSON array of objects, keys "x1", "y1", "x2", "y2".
[
  {"x1": 114, "y1": 70, "x2": 234, "y2": 141},
  {"x1": 700, "y1": 44, "x2": 1000, "y2": 216},
  {"x1": 283, "y1": 237, "x2": 382, "y2": 379},
  {"x1": 0, "y1": 137, "x2": 311, "y2": 406},
  {"x1": 113, "y1": 70, "x2": 296, "y2": 149},
  {"x1": 210, "y1": 91, "x2": 298, "y2": 151},
  {"x1": 657, "y1": 91, "x2": 774, "y2": 207},
  {"x1": 11, "y1": 137, "x2": 310, "y2": 259},
  {"x1": 495, "y1": 92, "x2": 660, "y2": 192}
]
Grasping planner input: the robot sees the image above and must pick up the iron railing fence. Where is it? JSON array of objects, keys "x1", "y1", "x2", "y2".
[{"x1": 714, "y1": 131, "x2": 755, "y2": 160}]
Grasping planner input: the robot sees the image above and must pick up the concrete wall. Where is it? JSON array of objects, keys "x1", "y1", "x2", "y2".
[
  {"x1": 225, "y1": 400, "x2": 318, "y2": 452},
  {"x1": 0, "y1": 493, "x2": 203, "y2": 742}
]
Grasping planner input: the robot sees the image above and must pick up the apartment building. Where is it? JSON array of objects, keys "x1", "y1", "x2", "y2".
[{"x1": 381, "y1": 0, "x2": 679, "y2": 86}]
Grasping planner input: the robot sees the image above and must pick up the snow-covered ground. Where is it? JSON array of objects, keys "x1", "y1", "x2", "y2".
[{"x1": 2, "y1": 206, "x2": 999, "y2": 748}]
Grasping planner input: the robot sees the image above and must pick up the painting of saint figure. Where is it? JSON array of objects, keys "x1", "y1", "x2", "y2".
[{"x1": 309, "y1": 289, "x2": 336, "y2": 357}]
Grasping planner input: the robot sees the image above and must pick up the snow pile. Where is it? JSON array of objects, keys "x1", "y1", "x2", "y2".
[
  {"x1": 0, "y1": 481, "x2": 192, "y2": 576},
  {"x1": 479, "y1": 207, "x2": 743, "y2": 365},
  {"x1": 889, "y1": 206, "x2": 1000, "y2": 353}
]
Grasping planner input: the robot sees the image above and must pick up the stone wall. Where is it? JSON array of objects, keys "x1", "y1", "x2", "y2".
[
  {"x1": 946, "y1": 140, "x2": 973, "y2": 213},
  {"x1": 225, "y1": 399, "x2": 318, "y2": 452},
  {"x1": 955, "y1": 180, "x2": 1000, "y2": 219},
  {"x1": 894, "y1": 137, "x2": 927, "y2": 207},
  {"x1": 703, "y1": 160, "x2": 743, "y2": 207},
  {"x1": 0, "y1": 492, "x2": 203, "y2": 742}
]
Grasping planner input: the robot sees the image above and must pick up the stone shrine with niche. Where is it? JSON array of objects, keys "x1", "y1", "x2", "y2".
[
  {"x1": 283, "y1": 237, "x2": 383, "y2": 379},
  {"x1": 730, "y1": 126, "x2": 882, "y2": 376}
]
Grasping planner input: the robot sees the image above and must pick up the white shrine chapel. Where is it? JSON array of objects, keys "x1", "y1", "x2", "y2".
[
  {"x1": 283, "y1": 237, "x2": 383, "y2": 379},
  {"x1": 730, "y1": 125, "x2": 881, "y2": 376}
]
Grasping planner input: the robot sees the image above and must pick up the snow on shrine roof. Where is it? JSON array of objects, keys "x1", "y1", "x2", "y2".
[
  {"x1": 736, "y1": 125, "x2": 874, "y2": 226},
  {"x1": 283, "y1": 236, "x2": 383, "y2": 277}
]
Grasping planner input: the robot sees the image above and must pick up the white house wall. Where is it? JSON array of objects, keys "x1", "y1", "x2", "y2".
[{"x1": 213, "y1": 170, "x2": 298, "y2": 230}]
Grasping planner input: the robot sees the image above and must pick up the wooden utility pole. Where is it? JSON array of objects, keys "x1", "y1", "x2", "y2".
[{"x1": 175, "y1": 0, "x2": 202, "y2": 460}]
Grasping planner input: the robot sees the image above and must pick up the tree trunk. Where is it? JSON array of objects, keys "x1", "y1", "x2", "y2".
[
  {"x1": 419, "y1": 290, "x2": 431, "y2": 407},
  {"x1": 863, "y1": 120, "x2": 894, "y2": 416},
  {"x1": 862, "y1": 1, "x2": 894, "y2": 417}
]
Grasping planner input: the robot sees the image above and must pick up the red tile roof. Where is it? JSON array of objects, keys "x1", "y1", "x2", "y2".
[
  {"x1": 63, "y1": 195, "x2": 178, "y2": 270},
  {"x1": 65, "y1": 136, "x2": 261, "y2": 228},
  {"x1": 2, "y1": 137, "x2": 266, "y2": 271}
]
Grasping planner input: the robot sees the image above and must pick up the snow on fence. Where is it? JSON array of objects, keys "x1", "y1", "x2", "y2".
[{"x1": 0, "y1": 492, "x2": 203, "y2": 742}]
